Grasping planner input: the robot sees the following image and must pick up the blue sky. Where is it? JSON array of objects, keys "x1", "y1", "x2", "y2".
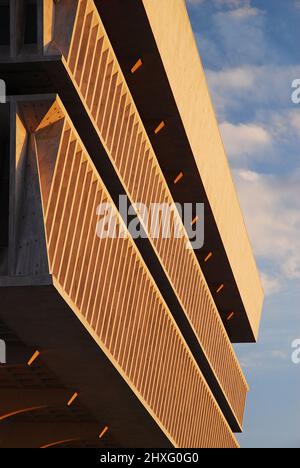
[{"x1": 186, "y1": 0, "x2": 300, "y2": 448}]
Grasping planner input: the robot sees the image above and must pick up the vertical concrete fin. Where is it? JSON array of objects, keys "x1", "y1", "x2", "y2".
[
  {"x1": 13, "y1": 115, "x2": 50, "y2": 278},
  {"x1": 42, "y1": 0, "x2": 56, "y2": 53},
  {"x1": 52, "y1": 0, "x2": 79, "y2": 59}
]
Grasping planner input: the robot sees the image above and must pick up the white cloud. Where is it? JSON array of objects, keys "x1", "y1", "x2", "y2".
[
  {"x1": 236, "y1": 169, "x2": 260, "y2": 182},
  {"x1": 270, "y1": 350, "x2": 288, "y2": 360},
  {"x1": 216, "y1": 0, "x2": 251, "y2": 6},
  {"x1": 186, "y1": 0, "x2": 205, "y2": 4},
  {"x1": 237, "y1": 348, "x2": 288, "y2": 370},
  {"x1": 290, "y1": 112, "x2": 300, "y2": 131},
  {"x1": 186, "y1": 0, "x2": 260, "y2": 18},
  {"x1": 234, "y1": 169, "x2": 300, "y2": 291},
  {"x1": 186, "y1": 0, "x2": 252, "y2": 7},
  {"x1": 220, "y1": 122, "x2": 271, "y2": 160},
  {"x1": 187, "y1": 0, "x2": 300, "y2": 300},
  {"x1": 260, "y1": 272, "x2": 282, "y2": 296},
  {"x1": 269, "y1": 110, "x2": 300, "y2": 139},
  {"x1": 211, "y1": 8, "x2": 266, "y2": 65},
  {"x1": 207, "y1": 65, "x2": 300, "y2": 119},
  {"x1": 210, "y1": 66, "x2": 256, "y2": 90},
  {"x1": 227, "y1": 6, "x2": 261, "y2": 18}
]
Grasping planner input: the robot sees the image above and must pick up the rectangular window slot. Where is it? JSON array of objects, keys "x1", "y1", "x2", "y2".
[
  {"x1": 0, "y1": 105, "x2": 10, "y2": 251},
  {"x1": 24, "y1": 0, "x2": 38, "y2": 45},
  {"x1": 0, "y1": 3, "x2": 10, "y2": 46}
]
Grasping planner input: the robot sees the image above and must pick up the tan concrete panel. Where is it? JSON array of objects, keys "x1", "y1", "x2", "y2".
[
  {"x1": 31, "y1": 96, "x2": 239, "y2": 448},
  {"x1": 142, "y1": 0, "x2": 264, "y2": 339},
  {"x1": 49, "y1": 0, "x2": 248, "y2": 428}
]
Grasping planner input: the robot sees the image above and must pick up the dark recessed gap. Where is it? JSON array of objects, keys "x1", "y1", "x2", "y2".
[
  {"x1": 24, "y1": 0, "x2": 38, "y2": 45},
  {"x1": 0, "y1": 2, "x2": 10, "y2": 46},
  {"x1": 0, "y1": 105, "x2": 10, "y2": 252}
]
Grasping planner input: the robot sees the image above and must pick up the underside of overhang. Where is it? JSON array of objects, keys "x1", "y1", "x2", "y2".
[{"x1": 0, "y1": 284, "x2": 172, "y2": 448}]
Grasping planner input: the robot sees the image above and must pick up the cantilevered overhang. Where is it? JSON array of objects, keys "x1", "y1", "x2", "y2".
[
  {"x1": 0, "y1": 64, "x2": 248, "y2": 430},
  {"x1": 0, "y1": 1, "x2": 262, "y2": 344},
  {"x1": 0, "y1": 0, "x2": 263, "y2": 343},
  {"x1": 95, "y1": 0, "x2": 264, "y2": 343},
  {"x1": 0, "y1": 95, "x2": 241, "y2": 448},
  {"x1": 0, "y1": 2, "x2": 251, "y2": 432}
]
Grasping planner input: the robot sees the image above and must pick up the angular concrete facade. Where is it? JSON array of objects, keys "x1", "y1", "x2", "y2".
[{"x1": 0, "y1": 0, "x2": 263, "y2": 448}]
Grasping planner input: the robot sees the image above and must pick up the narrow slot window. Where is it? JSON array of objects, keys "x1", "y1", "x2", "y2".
[
  {"x1": 0, "y1": 137, "x2": 10, "y2": 248},
  {"x1": 0, "y1": 2, "x2": 10, "y2": 46},
  {"x1": 24, "y1": 0, "x2": 38, "y2": 45}
]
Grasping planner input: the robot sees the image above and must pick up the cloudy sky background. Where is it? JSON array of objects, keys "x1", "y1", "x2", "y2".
[{"x1": 186, "y1": 0, "x2": 300, "y2": 448}]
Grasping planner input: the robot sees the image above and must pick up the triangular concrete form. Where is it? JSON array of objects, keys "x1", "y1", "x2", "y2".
[
  {"x1": 18, "y1": 99, "x2": 63, "y2": 133},
  {"x1": 7, "y1": 98, "x2": 66, "y2": 280},
  {"x1": 13, "y1": 132, "x2": 50, "y2": 278}
]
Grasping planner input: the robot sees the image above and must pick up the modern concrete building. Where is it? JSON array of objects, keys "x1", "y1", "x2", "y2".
[{"x1": 0, "y1": 0, "x2": 264, "y2": 448}]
